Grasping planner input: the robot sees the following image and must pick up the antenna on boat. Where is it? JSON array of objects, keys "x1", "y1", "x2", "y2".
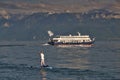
[
  {"x1": 77, "y1": 32, "x2": 81, "y2": 36},
  {"x1": 48, "y1": 30, "x2": 54, "y2": 37}
]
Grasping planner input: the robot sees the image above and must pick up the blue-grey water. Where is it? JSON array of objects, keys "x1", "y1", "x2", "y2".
[{"x1": 0, "y1": 41, "x2": 120, "y2": 80}]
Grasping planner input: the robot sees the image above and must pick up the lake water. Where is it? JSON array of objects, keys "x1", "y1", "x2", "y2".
[{"x1": 0, "y1": 41, "x2": 120, "y2": 80}]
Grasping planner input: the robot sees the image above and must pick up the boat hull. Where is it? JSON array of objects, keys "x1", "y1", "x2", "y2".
[{"x1": 48, "y1": 41, "x2": 95, "y2": 46}]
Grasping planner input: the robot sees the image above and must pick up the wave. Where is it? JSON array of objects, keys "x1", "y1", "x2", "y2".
[
  {"x1": 0, "y1": 63, "x2": 39, "y2": 71},
  {"x1": 0, "y1": 44, "x2": 25, "y2": 47},
  {"x1": 42, "y1": 43, "x2": 50, "y2": 46},
  {"x1": 40, "y1": 67, "x2": 117, "y2": 80},
  {"x1": 0, "y1": 62, "x2": 117, "y2": 80}
]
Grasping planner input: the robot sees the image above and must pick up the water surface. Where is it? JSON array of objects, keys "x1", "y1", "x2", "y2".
[{"x1": 0, "y1": 41, "x2": 120, "y2": 80}]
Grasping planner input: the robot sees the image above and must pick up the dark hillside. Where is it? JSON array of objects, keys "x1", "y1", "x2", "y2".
[{"x1": 0, "y1": 10, "x2": 120, "y2": 41}]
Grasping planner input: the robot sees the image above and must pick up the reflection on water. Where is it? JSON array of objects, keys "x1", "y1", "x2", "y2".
[
  {"x1": 40, "y1": 70, "x2": 47, "y2": 80},
  {"x1": 53, "y1": 46, "x2": 91, "y2": 69}
]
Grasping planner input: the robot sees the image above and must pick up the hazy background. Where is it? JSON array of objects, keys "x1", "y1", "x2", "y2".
[
  {"x1": 0, "y1": 0, "x2": 117, "y2": 4},
  {"x1": 0, "y1": 0, "x2": 120, "y2": 41}
]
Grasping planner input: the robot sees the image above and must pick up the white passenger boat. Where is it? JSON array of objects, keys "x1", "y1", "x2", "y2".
[{"x1": 48, "y1": 31, "x2": 95, "y2": 46}]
